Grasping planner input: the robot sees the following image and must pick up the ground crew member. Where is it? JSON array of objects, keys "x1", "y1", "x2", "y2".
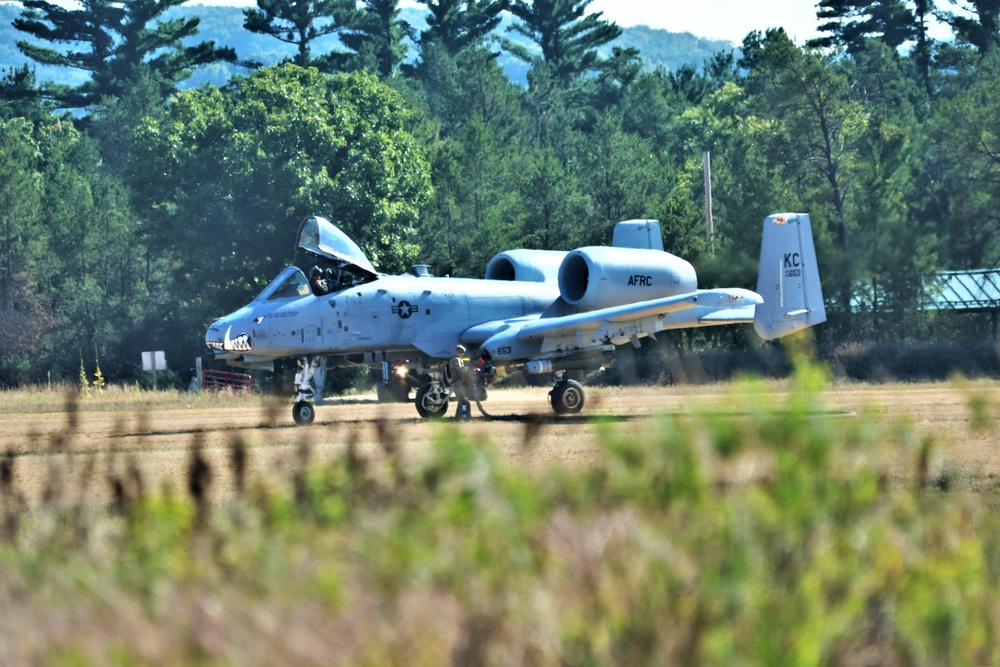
[{"x1": 449, "y1": 344, "x2": 472, "y2": 419}]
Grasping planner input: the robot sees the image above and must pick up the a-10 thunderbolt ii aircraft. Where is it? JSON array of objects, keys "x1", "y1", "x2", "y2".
[{"x1": 205, "y1": 213, "x2": 825, "y2": 425}]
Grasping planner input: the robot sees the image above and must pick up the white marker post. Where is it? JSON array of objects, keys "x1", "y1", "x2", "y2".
[{"x1": 142, "y1": 351, "x2": 166, "y2": 390}]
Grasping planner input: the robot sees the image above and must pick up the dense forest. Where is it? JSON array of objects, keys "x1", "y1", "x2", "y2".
[{"x1": 1, "y1": 0, "x2": 999, "y2": 388}]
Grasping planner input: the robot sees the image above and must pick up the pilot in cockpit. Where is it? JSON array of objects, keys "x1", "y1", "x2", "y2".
[
  {"x1": 324, "y1": 267, "x2": 340, "y2": 290},
  {"x1": 309, "y1": 266, "x2": 329, "y2": 295}
]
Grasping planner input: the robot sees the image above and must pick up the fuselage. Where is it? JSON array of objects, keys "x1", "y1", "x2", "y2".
[{"x1": 206, "y1": 270, "x2": 560, "y2": 361}]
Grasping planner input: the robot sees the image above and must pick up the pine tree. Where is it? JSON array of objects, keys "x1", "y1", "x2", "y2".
[
  {"x1": 503, "y1": 0, "x2": 622, "y2": 85},
  {"x1": 332, "y1": 0, "x2": 412, "y2": 77},
  {"x1": 242, "y1": 0, "x2": 355, "y2": 67},
  {"x1": 809, "y1": 0, "x2": 917, "y2": 53},
  {"x1": 939, "y1": 0, "x2": 1000, "y2": 53},
  {"x1": 13, "y1": 0, "x2": 235, "y2": 109},
  {"x1": 0, "y1": 65, "x2": 51, "y2": 123},
  {"x1": 416, "y1": 0, "x2": 508, "y2": 55}
]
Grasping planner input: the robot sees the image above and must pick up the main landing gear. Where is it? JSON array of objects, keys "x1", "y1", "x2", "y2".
[
  {"x1": 415, "y1": 380, "x2": 450, "y2": 419},
  {"x1": 286, "y1": 356, "x2": 586, "y2": 425},
  {"x1": 413, "y1": 354, "x2": 491, "y2": 420},
  {"x1": 549, "y1": 377, "x2": 585, "y2": 415}
]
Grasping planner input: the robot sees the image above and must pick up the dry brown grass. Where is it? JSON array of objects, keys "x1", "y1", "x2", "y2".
[{"x1": 2, "y1": 379, "x2": 1000, "y2": 509}]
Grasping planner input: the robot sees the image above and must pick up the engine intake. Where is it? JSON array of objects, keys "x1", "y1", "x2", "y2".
[
  {"x1": 557, "y1": 247, "x2": 697, "y2": 311},
  {"x1": 485, "y1": 249, "x2": 567, "y2": 283}
]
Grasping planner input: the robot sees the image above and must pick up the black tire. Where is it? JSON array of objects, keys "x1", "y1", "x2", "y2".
[
  {"x1": 550, "y1": 379, "x2": 585, "y2": 415},
  {"x1": 292, "y1": 400, "x2": 316, "y2": 425},
  {"x1": 415, "y1": 382, "x2": 449, "y2": 419}
]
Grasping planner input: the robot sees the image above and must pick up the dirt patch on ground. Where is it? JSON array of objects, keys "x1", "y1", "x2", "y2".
[{"x1": 3, "y1": 382, "x2": 998, "y2": 507}]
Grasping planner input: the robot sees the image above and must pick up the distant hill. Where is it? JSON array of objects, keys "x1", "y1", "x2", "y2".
[
  {"x1": 615, "y1": 25, "x2": 735, "y2": 71},
  {"x1": 0, "y1": 3, "x2": 736, "y2": 89}
]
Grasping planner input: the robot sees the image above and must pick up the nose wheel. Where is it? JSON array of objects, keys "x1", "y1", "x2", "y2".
[
  {"x1": 549, "y1": 379, "x2": 585, "y2": 415},
  {"x1": 292, "y1": 400, "x2": 316, "y2": 425}
]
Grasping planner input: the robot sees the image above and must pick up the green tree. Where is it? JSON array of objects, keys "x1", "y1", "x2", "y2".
[
  {"x1": 89, "y1": 65, "x2": 168, "y2": 179},
  {"x1": 578, "y1": 114, "x2": 665, "y2": 246},
  {"x1": 514, "y1": 146, "x2": 590, "y2": 249},
  {"x1": 926, "y1": 55, "x2": 1000, "y2": 268},
  {"x1": 0, "y1": 117, "x2": 47, "y2": 384},
  {"x1": 333, "y1": 0, "x2": 411, "y2": 77},
  {"x1": 0, "y1": 65, "x2": 51, "y2": 123},
  {"x1": 912, "y1": 0, "x2": 934, "y2": 93},
  {"x1": 0, "y1": 115, "x2": 149, "y2": 384},
  {"x1": 850, "y1": 116, "x2": 937, "y2": 340},
  {"x1": 13, "y1": 0, "x2": 235, "y2": 109},
  {"x1": 416, "y1": 0, "x2": 508, "y2": 56},
  {"x1": 674, "y1": 82, "x2": 791, "y2": 271},
  {"x1": 740, "y1": 30, "x2": 861, "y2": 320},
  {"x1": 242, "y1": 0, "x2": 355, "y2": 67},
  {"x1": 38, "y1": 123, "x2": 145, "y2": 376},
  {"x1": 808, "y1": 1, "x2": 935, "y2": 93},
  {"x1": 410, "y1": 45, "x2": 533, "y2": 276},
  {"x1": 809, "y1": 0, "x2": 917, "y2": 52},
  {"x1": 618, "y1": 69, "x2": 687, "y2": 153},
  {"x1": 134, "y1": 65, "x2": 431, "y2": 345},
  {"x1": 503, "y1": 0, "x2": 622, "y2": 85},
  {"x1": 938, "y1": 0, "x2": 1000, "y2": 54},
  {"x1": 657, "y1": 161, "x2": 709, "y2": 262}
]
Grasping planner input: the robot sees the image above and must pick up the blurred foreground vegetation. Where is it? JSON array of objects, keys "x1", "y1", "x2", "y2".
[{"x1": 3, "y1": 365, "x2": 1000, "y2": 665}]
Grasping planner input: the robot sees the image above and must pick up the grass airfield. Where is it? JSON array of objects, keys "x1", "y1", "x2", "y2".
[
  {"x1": 2, "y1": 373, "x2": 1000, "y2": 665},
  {"x1": 3, "y1": 378, "x2": 999, "y2": 506}
]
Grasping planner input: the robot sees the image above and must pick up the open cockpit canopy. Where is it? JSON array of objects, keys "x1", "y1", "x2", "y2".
[{"x1": 297, "y1": 216, "x2": 378, "y2": 278}]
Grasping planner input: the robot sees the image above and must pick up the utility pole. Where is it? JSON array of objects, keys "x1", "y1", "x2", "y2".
[{"x1": 703, "y1": 151, "x2": 714, "y2": 250}]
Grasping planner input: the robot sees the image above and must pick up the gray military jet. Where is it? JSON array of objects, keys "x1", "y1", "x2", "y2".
[{"x1": 205, "y1": 213, "x2": 825, "y2": 424}]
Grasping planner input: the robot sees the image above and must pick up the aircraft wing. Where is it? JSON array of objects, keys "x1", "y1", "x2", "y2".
[
  {"x1": 515, "y1": 288, "x2": 762, "y2": 342},
  {"x1": 479, "y1": 288, "x2": 763, "y2": 362}
]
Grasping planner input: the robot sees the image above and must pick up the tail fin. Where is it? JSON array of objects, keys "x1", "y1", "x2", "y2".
[{"x1": 754, "y1": 213, "x2": 826, "y2": 340}]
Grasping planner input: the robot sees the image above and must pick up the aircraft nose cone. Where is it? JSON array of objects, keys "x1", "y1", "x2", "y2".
[
  {"x1": 205, "y1": 315, "x2": 255, "y2": 354},
  {"x1": 205, "y1": 321, "x2": 226, "y2": 351}
]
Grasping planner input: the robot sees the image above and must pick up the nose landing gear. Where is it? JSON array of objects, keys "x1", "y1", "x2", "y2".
[
  {"x1": 291, "y1": 356, "x2": 327, "y2": 425},
  {"x1": 292, "y1": 400, "x2": 316, "y2": 425}
]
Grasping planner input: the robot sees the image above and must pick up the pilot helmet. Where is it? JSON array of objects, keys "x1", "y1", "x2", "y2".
[{"x1": 309, "y1": 265, "x2": 321, "y2": 278}]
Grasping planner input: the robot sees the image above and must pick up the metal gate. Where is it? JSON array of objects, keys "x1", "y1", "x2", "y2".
[{"x1": 201, "y1": 369, "x2": 253, "y2": 394}]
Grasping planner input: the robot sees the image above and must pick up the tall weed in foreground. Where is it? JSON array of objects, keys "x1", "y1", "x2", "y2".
[{"x1": 0, "y1": 361, "x2": 999, "y2": 665}]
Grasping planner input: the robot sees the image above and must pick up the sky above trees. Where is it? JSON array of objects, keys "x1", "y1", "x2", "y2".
[{"x1": 192, "y1": 0, "x2": 962, "y2": 44}]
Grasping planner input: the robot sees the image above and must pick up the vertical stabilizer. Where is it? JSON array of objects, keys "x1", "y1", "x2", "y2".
[
  {"x1": 754, "y1": 213, "x2": 826, "y2": 340},
  {"x1": 612, "y1": 220, "x2": 664, "y2": 251}
]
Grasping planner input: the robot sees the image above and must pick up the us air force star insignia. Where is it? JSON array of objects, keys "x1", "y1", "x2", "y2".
[{"x1": 392, "y1": 301, "x2": 418, "y2": 319}]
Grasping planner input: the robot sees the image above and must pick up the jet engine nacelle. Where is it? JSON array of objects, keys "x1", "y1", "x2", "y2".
[
  {"x1": 557, "y1": 247, "x2": 697, "y2": 311},
  {"x1": 485, "y1": 249, "x2": 568, "y2": 284}
]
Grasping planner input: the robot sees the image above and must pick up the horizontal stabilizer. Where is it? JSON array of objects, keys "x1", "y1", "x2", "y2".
[{"x1": 699, "y1": 307, "x2": 756, "y2": 324}]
